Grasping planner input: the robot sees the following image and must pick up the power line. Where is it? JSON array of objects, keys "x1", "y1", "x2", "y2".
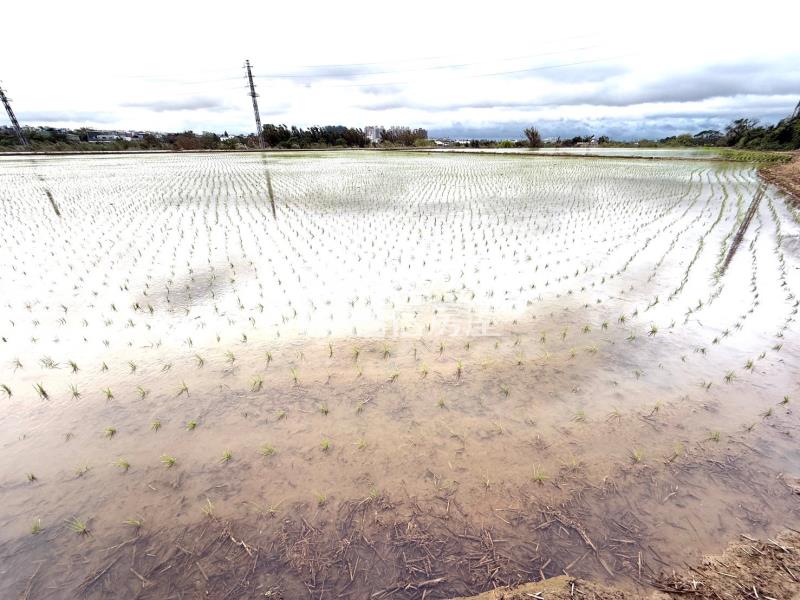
[{"x1": 0, "y1": 83, "x2": 28, "y2": 146}]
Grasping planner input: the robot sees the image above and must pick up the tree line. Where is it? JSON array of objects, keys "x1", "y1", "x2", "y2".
[{"x1": 0, "y1": 124, "x2": 431, "y2": 151}]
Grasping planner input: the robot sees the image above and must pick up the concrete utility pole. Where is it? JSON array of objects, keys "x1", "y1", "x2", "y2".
[
  {"x1": 0, "y1": 83, "x2": 28, "y2": 146},
  {"x1": 244, "y1": 60, "x2": 264, "y2": 148}
]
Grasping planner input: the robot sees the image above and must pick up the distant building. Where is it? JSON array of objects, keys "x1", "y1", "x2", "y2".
[
  {"x1": 364, "y1": 126, "x2": 382, "y2": 144},
  {"x1": 575, "y1": 137, "x2": 598, "y2": 148},
  {"x1": 87, "y1": 131, "x2": 121, "y2": 143}
]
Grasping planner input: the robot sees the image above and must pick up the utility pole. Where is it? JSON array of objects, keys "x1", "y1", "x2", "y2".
[
  {"x1": 0, "y1": 83, "x2": 28, "y2": 146},
  {"x1": 244, "y1": 60, "x2": 264, "y2": 148}
]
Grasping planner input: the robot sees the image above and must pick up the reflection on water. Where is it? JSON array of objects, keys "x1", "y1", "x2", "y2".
[{"x1": 0, "y1": 151, "x2": 798, "y2": 598}]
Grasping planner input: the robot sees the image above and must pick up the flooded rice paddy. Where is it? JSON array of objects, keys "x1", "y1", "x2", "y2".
[{"x1": 0, "y1": 150, "x2": 799, "y2": 599}]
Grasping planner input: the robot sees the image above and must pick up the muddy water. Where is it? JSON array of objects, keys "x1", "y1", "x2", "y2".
[{"x1": 0, "y1": 151, "x2": 798, "y2": 599}]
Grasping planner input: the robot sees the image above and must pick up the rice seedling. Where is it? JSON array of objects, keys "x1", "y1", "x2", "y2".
[
  {"x1": 176, "y1": 381, "x2": 189, "y2": 397},
  {"x1": 320, "y1": 438, "x2": 331, "y2": 452},
  {"x1": 102, "y1": 387, "x2": 114, "y2": 400},
  {"x1": 260, "y1": 443, "x2": 275, "y2": 457},
  {"x1": 39, "y1": 356, "x2": 57, "y2": 369},
  {"x1": 455, "y1": 360, "x2": 463, "y2": 379},
  {"x1": 33, "y1": 383, "x2": 49, "y2": 400},
  {"x1": 128, "y1": 361, "x2": 137, "y2": 374},
  {"x1": 66, "y1": 516, "x2": 89, "y2": 536},
  {"x1": 68, "y1": 360, "x2": 79, "y2": 373},
  {"x1": 356, "y1": 438, "x2": 367, "y2": 450},
  {"x1": 780, "y1": 395, "x2": 790, "y2": 405},
  {"x1": 630, "y1": 448, "x2": 645, "y2": 464},
  {"x1": 161, "y1": 454, "x2": 177, "y2": 468},
  {"x1": 202, "y1": 498, "x2": 215, "y2": 518},
  {"x1": 275, "y1": 409, "x2": 287, "y2": 421},
  {"x1": 572, "y1": 409, "x2": 587, "y2": 423},
  {"x1": 104, "y1": 426, "x2": 117, "y2": 439},
  {"x1": 500, "y1": 383, "x2": 510, "y2": 397},
  {"x1": 225, "y1": 350, "x2": 236, "y2": 364},
  {"x1": 186, "y1": 420, "x2": 198, "y2": 431},
  {"x1": 437, "y1": 398, "x2": 446, "y2": 408},
  {"x1": 114, "y1": 458, "x2": 131, "y2": 472},
  {"x1": 744, "y1": 359, "x2": 754, "y2": 371},
  {"x1": 724, "y1": 371, "x2": 736, "y2": 383},
  {"x1": 531, "y1": 465, "x2": 548, "y2": 484},
  {"x1": 220, "y1": 449, "x2": 233, "y2": 463},
  {"x1": 315, "y1": 491, "x2": 327, "y2": 507},
  {"x1": 318, "y1": 403, "x2": 329, "y2": 415},
  {"x1": 707, "y1": 431, "x2": 721, "y2": 443},
  {"x1": 290, "y1": 367, "x2": 299, "y2": 384},
  {"x1": 123, "y1": 518, "x2": 143, "y2": 529},
  {"x1": 648, "y1": 324, "x2": 658, "y2": 336},
  {"x1": 0, "y1": 384, "x2": 11, "y2": 399},
  {"x1": 30, "y1": 518, "x2": 43, "y2": 535},
  {"x1": 251, "y1": 375, "x2": 263, "y2": 392},
  {"x1": 151, "y1": 419, "x2": 161, "y2": 432},
  {"x1": 137, "y1": 386, "x2": 149, "y2": 399},
  {"x1": 388, "y1": 371, "x2": 400, "y2": 382}
]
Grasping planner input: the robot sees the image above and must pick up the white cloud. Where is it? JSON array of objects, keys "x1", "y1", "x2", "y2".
[{"x1": 2, "y1": 0, "x2": 799, "y2": 138}]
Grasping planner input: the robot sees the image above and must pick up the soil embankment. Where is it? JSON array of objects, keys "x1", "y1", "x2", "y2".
[
  {"x1": 453, "y1": 529, "x2": 800, "y2": 599},
  {"x1": 761, "y1": 151, "x2": 800, "y2": 201}
]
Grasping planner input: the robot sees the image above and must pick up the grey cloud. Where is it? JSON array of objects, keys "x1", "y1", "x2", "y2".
[
  {"x1": 18, "y1": 110, "x2": 117, "y2": 124},
  {"x1": 259, "y1": 64, "x2": 382, "y2": 85},
  {"x1": 356, "y1": 58, "x2": 800, "y2": 112},
  {"x1": 121, "y1": 97, "x2": 230, "y2": 112}
]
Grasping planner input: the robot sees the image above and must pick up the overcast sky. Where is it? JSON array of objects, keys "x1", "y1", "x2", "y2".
[{"x1": 2, "y1": 1, "x2": 799, "y2": 139}]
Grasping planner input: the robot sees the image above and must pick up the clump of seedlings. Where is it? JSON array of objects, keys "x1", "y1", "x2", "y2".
[
  {"x1": 260, "y1": 443, "x2": 275, "y2": 457},
  {"x1": 66, "y1": 516, "x2": 89, "y2": 536}
]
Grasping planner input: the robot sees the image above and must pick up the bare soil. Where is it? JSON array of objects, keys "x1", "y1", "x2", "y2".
[
  {"x1": 455, "y1": 529, "x2": 800, "y2": 599},
  {"x1": 761, "y1": 151, "x2": 800, "y2": 202}
]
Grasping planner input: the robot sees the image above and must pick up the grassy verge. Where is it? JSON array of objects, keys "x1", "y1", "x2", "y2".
[{"x1": 706, "y1": 147, "x2": 792, "y2": 163}]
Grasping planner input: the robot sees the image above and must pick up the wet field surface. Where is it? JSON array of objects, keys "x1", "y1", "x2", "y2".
[{"x1": 0, "y1": 151, "x2": 798, "y2": 598}]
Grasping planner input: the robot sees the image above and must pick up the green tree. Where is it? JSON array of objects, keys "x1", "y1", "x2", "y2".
[{"x1": 524, "y1": 127, "x2": 543, "y2": 148}]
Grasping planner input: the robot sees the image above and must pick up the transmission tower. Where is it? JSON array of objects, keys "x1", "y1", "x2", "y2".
[
  {"x1": 244, "y1": 60, "x2": 264, "y2": 148},
  {"x1": 0, "y1": 83, "x2": 28, "y2": 146}
]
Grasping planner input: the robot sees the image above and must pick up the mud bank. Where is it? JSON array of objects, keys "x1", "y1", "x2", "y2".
[
  {"x1": 761, "y1": 151, "x2": 800, "y2": 202},
  {"x1": 454, "y1": 529, "x2": 800, "y2": 599}
]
